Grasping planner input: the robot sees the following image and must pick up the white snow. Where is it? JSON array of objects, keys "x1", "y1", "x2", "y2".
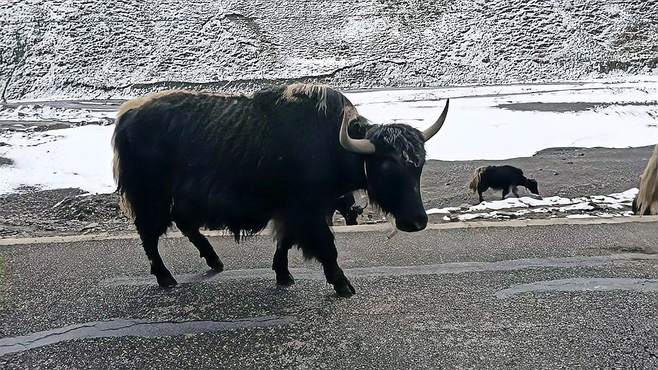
[
  {"x1": 470, "y1": 198, "x2": 530, "y2": 211},
  {"x1": 433, "y1": 188, "x2": 639, "y2": 222},
  {"x1": 426, "y1": 206, "x2": 461, "y2": 215},
  {"x1": 0, "y1": 125, "x2": 115, "y2": 194},
  {"x1": 559, "y1": 202, "x2": 595, "y2": 211},
  {"x1": 345, "y1": 80, "x2": 658, "y2": 160},
  {"x1": 607, "y1": 188, "x2": 638, "y2": 202}
]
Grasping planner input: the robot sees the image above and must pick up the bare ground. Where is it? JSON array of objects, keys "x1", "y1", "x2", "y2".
[{"x1": 0, "y1": 145, "x2": 653, "y2": 238}]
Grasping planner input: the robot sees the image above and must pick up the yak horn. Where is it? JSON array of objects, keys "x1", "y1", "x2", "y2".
[
  {"x1": 422, "y1": 99, "x2": 450, "y2": 141},
  {"x1": 340, "y1": 107, "x2": 376, "y2": 154}
]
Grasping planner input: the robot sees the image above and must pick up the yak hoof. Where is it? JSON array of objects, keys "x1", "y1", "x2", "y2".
[
  {"x1": 156, "y1": 274, "x2": 178, "y2": 288},
  {"x1": 276, "y1": 272, "x2": 295, "y2": 286},
  {"x1": 206, "y1": 257, "x2": 224, "y2": 272},
  {"x1": 334, "y1": 279, "x2": 356, "y2": 297}
]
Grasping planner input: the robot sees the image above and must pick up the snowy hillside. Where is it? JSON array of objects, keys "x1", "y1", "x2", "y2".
[{"x1": 1, "y1": 0, "x2": 657, "y2": 100}]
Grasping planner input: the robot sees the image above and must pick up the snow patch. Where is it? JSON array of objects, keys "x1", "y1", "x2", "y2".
[
  {"x1": 434, "y1": 189, "x2": 639, "y2": 222},
  {"x1": 345, "y1": 80, "x2": 658, "y2": 160},
  {"x1": 559, "y1": 202, "x2": 595, "y2": 211},
  {"x1": 0, "y1": 126, "x2": 115, "y2": 194},
  {"x1": 426, "y1": 206, "x2": 461, "y2": 215}
]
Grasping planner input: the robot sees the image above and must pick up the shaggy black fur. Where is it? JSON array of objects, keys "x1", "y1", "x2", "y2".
[{"x1": 112, "y1": 84, "x2": 431, "y2": 296}]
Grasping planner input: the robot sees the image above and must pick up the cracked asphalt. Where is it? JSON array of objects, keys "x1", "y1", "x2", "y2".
[{"x1": 0, "y1": 220, "x2": 657, "y2": 369}]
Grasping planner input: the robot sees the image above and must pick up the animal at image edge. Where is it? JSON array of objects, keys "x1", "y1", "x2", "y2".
[
  {"x1": 112, "y1": 84, "x2": 449, "y2": 297},
  {"x1": 469, "y1": 165, "x2": 539, "y2": 203},
  {"x1": 632, "y1": 144, "x2": 658, "y2": 215}
]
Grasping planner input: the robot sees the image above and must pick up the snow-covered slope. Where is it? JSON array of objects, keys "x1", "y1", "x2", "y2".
[{"x1": 1, "y1": 0, "x2": 657, "y2": 100}]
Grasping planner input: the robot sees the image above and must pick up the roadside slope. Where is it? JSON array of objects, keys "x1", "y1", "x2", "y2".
[{"x1": 1, "y1": 0, "x2": 656, "y2": 99}]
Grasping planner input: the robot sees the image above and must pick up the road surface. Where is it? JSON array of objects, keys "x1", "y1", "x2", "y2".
[{"x1": 0, "y1": 218, "x2": 657, "y2": 368}]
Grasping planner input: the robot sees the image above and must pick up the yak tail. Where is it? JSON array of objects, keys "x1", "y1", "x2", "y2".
[
  {"x1": 469, "y1": 167, "x2": 485, "y2": 192},
  {"x1": 635, "y1": 144, "x2": 658, "y2": 215},
  {"x1": 111, "y1": 110, "x2": 136, "y2": 220}
]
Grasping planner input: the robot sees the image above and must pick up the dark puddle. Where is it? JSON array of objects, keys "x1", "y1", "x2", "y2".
[
  {"x1": 496, "y1": 101, "x2": 657, "y2": 113},
  {"x1": 0, "y1": 316, "x2": 292, "y2": 356},
  {"x1": 496, "y1": 278, "x2": 658, "y2": 298}
]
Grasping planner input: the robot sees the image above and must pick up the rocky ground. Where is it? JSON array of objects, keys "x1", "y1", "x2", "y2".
[
  {"x1": 0, "y1": 145, "x2": 652, "y2": 238},
  {"x1": 1, "y1": 0, "x2": 657, "y2": 100}
]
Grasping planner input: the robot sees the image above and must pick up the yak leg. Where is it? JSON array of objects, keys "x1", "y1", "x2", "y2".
[
  {"x1": 172, "y1": 199, "x2": 223, "y2": 271},
  {"x1": 179, "y1": 226, "x2": 224, "y2": 272},
  {"x1": 133, "y1": 192, "x2": 177, "y2": 288},
  {"x1": 299, "y1": 217, "x2": 355, "y2": 297},
  {"x1": 477, "y1": 184, "x2": 488, "y2": 203},
  {"x1": 139, "y1": 234, "x2": 177, "y2": 288},
  {"x1": 502, "y1": 186, "x2": 511, "y2": 199},
  {"x1": 272, "y1": 234, "x2": 295, "y2": 286}
]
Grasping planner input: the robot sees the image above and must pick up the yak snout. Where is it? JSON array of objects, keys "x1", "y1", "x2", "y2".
[{"x1": 394, "y1": 210, "x2": 428, "y2": 232}]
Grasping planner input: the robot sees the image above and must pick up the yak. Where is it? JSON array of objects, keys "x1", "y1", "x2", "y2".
[
  {"x1": 469, "y1": 165, "x2": 539, "y2": 203},
  {"x1": 632, "y1": 144, "x2": 658, "y2": 215},
  {"x1": 326, "y1": 192, "x2": 368, "y2": 226},
  {"x1": 112, "y1": 84, "x2": 449, "y2": 296}
]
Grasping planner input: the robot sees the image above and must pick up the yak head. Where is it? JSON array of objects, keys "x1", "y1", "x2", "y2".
[
  {"x1": 339, "y1": 100, "x2": 449, "y2": 232},
  {"x1": 526, "y1": 178, "x2": 539, "y2": 195}
]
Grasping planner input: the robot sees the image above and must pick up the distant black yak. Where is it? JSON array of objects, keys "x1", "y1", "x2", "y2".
[
  {"x1": 632, "y1": 144, "x2": 658, "y2": 215},
  {"x1": 326, "y1": 192, "x2": 368, "y2": 226},
  {"x1": 112, "y1": 84, "x2": 449, "y2": 296},
  {"x1": 469, "y1": 165, "x2": 539, "y2": 203}
]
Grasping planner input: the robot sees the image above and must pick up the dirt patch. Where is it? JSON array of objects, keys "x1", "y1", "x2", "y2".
[
  {"x1": 0, "y1": 120, "x2": 88, "y2": 133},
  {"x1": 0, "y1": 188, "x2": 130, "y2": 237},
  {"x1": 0, "y1": 157, "x2": 13, "y2": 166}
]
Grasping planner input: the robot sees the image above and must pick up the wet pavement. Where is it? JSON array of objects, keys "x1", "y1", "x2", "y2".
[{"x1": 0, "y1": 220, "x2": 657, "y2": 368}]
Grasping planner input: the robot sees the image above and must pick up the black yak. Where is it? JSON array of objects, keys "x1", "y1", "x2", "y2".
[
  {"x1": 112, "y1": 84, "x2": 449, "y2": 296},
  {"x1": 469, "y1": 165, "x2": 539, "y2": 203},
  {"x1": 632, "y1": 144, "x2": 658, "y2": 215},
  {"x1": 326, "y1": 193, "x2": 368, "y2": 226}
]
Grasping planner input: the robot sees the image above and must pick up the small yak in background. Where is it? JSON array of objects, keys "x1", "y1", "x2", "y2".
[
  {"x1": 469, "y1": 165, "x2": 539, "y2": 203},
  {"x1": 632, "y1": 144, "x2": 658, "y2": 215},
  {"x1": 112, "y1": 84, "x2": 449, "y2": 296},
  {"x1": 326, "y1": 192, "x2": 368, "y2": 226}
]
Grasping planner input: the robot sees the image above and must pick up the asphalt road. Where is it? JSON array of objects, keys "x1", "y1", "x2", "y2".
[{"x1": 0, "y1": 219, "x2": 657, "y2": 369}]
